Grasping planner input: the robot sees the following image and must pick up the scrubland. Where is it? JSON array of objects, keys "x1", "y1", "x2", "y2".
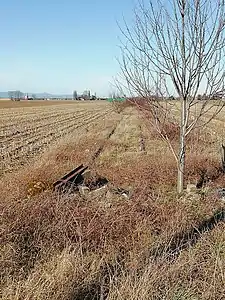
[{"x1": 1, "y1": 100, "x2": 225, "y2": 299}]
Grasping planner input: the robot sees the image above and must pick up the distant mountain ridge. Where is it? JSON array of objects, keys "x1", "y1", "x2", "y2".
[
  {"x1": 0, "y1": 92, "x2": 10, "y2": 98},
  {"x1": 0, "y1": 92, "x2": 72, "y2": 99}
]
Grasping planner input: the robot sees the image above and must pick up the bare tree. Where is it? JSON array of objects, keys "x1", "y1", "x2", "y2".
[
  {"x1": 73, "y1": 90, "x2": 78, "y2": 100},
  {"x1": 118, "y1": 0, "x2": 225, "y2": 193},
  {"x1": 8, "y1": 91, "x2": 13, "y2": 101}
]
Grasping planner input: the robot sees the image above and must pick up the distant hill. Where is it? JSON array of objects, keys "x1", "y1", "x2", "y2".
[
  {"x1": 35, "y1": 93, "x2": 72, "y2": 98},
  {"x1": 0, "y1": 92, "x2": 9, "y2": 98}
]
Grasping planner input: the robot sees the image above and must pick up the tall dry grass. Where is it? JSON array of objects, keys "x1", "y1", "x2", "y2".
[
  {"x1": 2, "y1": 182, "x2": 224, "y2": 299},
  {"x1": 1, "y1": 103, "x2": 225, "y2": 299}
]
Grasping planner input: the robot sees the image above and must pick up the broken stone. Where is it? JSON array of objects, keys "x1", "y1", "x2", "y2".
[
  {"x1": 89, "y1": 185, "x2": 108, "y2": 198},
  {"x1": 78, "y1": 185, "x2": 90, "y2": 196},
  {"x1": 111, "y1": 187, "x2": 130, "y2": 197},
  {"x1": 82, "y1": 170, "x2": 92, "y2": 180},
  {"x1": 121, "y1": 192, "x2": 130, "y2": 199},
  {"x1": 88, "y1": 176, "x2": 109, "y2": 190},
  {"x1": 186, "y1": 184, "x2": 197, "y2": 193},
  {"x1": 53, "y1": 164, "x2": 134, "y2": 205},
  {"x1": 106, "y1": 189, "x2": 130, "y2": 202},
  {"x1": 217, "y1": 188, "x2": 225, "y2": 201}
]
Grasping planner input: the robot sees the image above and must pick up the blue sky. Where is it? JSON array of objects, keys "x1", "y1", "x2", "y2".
[{"x1": 0, "y1": 0, "x2": 135, "y2": 96}]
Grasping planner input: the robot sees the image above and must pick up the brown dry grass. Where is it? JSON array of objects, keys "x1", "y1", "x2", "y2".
[
  {"x1": 0, "y1": 100, "x2": 76, "y2": 109},
  {"x1": 0, "y1": 100, "x2": 108, "y2": 109},
  {"x1": 0, "y1": 101, "x2": 112, "y2": 176},
  {"x1": 1, "y1": 102, "x2": 225, "y2": 299}
]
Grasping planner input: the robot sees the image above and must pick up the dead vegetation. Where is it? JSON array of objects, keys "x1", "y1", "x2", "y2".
[
  {"x1": 1, "y1": 102, "x2": 225, "y2": 299},
  {"x1": 0, "y1": 100, "x2": 81, "y2": 109}
]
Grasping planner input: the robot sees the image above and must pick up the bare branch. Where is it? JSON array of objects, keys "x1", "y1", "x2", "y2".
[{"x1": 117, "y1": 0, "x2": 225, "y2": 193}]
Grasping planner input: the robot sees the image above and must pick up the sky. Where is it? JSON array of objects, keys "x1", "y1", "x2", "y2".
[{"x1": 0, "y1": 0, "x2": 135, "y2": 96}]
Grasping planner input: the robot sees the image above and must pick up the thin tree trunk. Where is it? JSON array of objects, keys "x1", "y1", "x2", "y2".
[
  {"x1": 177, "y1": 98, "x2": 186, "y2": 193},
  {"x1": 118, "y1": 0, "x2": 225, "y2": 194},
  {"x1": 177, "y1": 146, "x2": 185, "y2": 193}
]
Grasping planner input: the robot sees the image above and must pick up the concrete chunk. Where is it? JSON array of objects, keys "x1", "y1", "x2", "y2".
[
  {"x1": 78, "y1": 185, "x2": 90, "y2": 196},
  {"x1": 186, "y1": 184, "x2": 197, "y2": 193},
  {"x1": 90, "y1": 185, "x2": 108, "y2": 197},
  {"x1": 217, "y1": 188, "x2": 225, "y2": 201},
  {"x1": 82, "y1": 170, "x2": 92, "y2": 180}
]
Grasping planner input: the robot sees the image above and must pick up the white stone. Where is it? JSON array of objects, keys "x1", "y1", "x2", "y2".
[
  {"x1": 121, "y1": 192, "x2": 130, "y2": 199},
  {"x1": 82, "y1": 170, "x2": 92, "y2": 179},
  {"x1": 186, "y1": 184, "x2": 197, "y2": 193},
  {"x1": 90, "y1": 185, "x2": 108, "y2": 197},
  {"x1": 78, "y1": 185, "x2": 90, "y2": 196}
]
